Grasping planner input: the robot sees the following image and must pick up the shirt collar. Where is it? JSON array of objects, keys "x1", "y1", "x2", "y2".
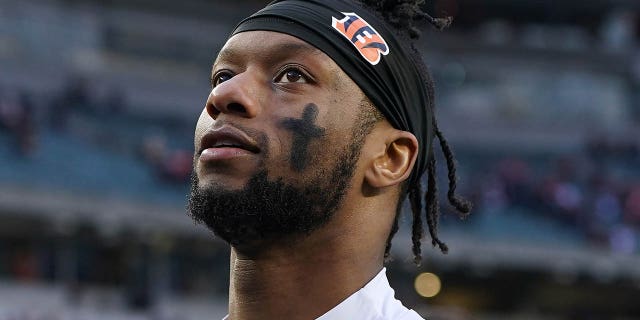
[{"x1": 316, "y1": 267, "x2": 423, "y2": 320}]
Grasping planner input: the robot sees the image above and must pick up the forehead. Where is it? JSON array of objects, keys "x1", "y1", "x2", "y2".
[{"x1": 215, "y1": 31, "x2": 328, "y2": 66}]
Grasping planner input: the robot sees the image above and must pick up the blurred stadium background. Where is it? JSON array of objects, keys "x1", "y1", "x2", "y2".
[{"x1": 0, "y1": 0, "x2": 639, "y2": 319}]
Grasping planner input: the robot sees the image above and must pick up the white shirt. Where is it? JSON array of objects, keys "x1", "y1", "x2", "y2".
[{"x1": 222, "y1": 268, "x2": 425, "y2": 320}]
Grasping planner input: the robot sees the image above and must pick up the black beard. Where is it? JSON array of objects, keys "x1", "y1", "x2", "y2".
[{"x1": 187, "y1": 142, "x2": 362, "y2": 248}]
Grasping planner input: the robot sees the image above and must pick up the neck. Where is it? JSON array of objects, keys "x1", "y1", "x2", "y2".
[{"x1": 227, "y1": 225, "x2": 385, "y2": 320}]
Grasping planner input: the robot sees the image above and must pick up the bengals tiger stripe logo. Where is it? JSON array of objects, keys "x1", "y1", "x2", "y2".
[{"x1": 331, "y1": 12, "x2": 390, "y2": 65}]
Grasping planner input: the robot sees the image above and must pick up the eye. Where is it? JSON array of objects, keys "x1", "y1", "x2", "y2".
[
  {"x1": 211, "y1": 71, "x2": 234, "y2": 88},
  {"x1": 274, "y1": 67, "x2": 310, "y2": 84}
]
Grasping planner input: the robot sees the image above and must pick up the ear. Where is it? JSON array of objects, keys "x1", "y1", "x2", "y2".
[{"x1": 364, "y1": 129, "x2": 419, "y2": 189}]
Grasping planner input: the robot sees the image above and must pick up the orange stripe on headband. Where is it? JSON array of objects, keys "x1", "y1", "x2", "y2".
[{"x1": 331, "y1": 12, "x2": 389, "y2": 65}]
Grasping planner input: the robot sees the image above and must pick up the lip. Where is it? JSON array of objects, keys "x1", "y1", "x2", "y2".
[{"x1": 198, "y1": 125, "x2": 260, "y2": 162}]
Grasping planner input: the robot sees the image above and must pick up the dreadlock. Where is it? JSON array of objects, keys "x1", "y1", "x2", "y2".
[
  {"x1": 357, "y1": 0, "x2": 473, "y2": 265},
  {"x1": 362, "y1": 0, "x2": 452, "y2": 38}
]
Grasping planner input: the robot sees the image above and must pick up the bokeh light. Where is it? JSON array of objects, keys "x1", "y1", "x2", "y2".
[{"x1": 414, "y1": 272, "x2": 442, "y2": 298}]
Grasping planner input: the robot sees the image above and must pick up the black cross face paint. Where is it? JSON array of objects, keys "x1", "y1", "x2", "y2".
[{"x1": 279, "y1": 103, "x2": 326, "y2": 172}]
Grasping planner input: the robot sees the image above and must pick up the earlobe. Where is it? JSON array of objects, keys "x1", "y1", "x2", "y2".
[{"x1": 364, "y1": 131, "x2": 418, "y2": 189}]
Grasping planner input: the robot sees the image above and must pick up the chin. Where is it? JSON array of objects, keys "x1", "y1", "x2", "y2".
[{"x1": 195, "y1": 169, "x2": 254, "y2": 191}]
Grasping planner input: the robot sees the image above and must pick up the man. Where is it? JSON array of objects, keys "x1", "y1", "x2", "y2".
[{"x1": 188, "y1": 0, "x2": 471, "y2": 319}]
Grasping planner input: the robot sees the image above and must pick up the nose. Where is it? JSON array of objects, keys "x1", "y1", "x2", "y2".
[{"x1": 205, "y1": 72, "x2": 261, "y2": 120}]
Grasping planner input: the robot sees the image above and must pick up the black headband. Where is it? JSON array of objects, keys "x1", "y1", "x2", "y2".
[{"x1": 231, "y1": 0, "x2": 434, "y2": 186}]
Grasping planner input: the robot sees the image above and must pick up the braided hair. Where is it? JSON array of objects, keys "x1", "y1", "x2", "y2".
[{"x1": 358, "y1": 0, "x2": 473, "y2": 265}]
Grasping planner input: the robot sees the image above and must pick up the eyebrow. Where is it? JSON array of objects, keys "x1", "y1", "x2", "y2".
[{"x1": 213, "y1": 41, "x2": 322, "y2": 70}]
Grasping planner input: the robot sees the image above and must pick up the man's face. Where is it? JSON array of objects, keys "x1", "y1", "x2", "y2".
[
  {"x1": 188, "y1": 31, "x2": 376, "y2": 247},
  {"x1": 194, "y1": 31, "x2": 368, "y2": 189}
]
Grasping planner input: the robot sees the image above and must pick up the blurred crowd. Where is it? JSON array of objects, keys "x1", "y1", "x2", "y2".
[
  {"x1": 467, "y1": 138, "x2": 640, "y2": 253},
  {"x1": 0, "y1": 78, "x2": 192, "y2": 184},
  {"x1": 3, "y1": 74, "x2": 640, "y2": 254},
  {"x1": 0, "y1": 89, "x2": 37, "y2": 157}
]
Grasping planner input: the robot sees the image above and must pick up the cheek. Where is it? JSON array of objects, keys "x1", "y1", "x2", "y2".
[
  {"x1": 194, "y1": 109, "x2": 212, "y2": 149},
  {"x1": 318, "y1": 112, "x2": 355, "y2": 145}
]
